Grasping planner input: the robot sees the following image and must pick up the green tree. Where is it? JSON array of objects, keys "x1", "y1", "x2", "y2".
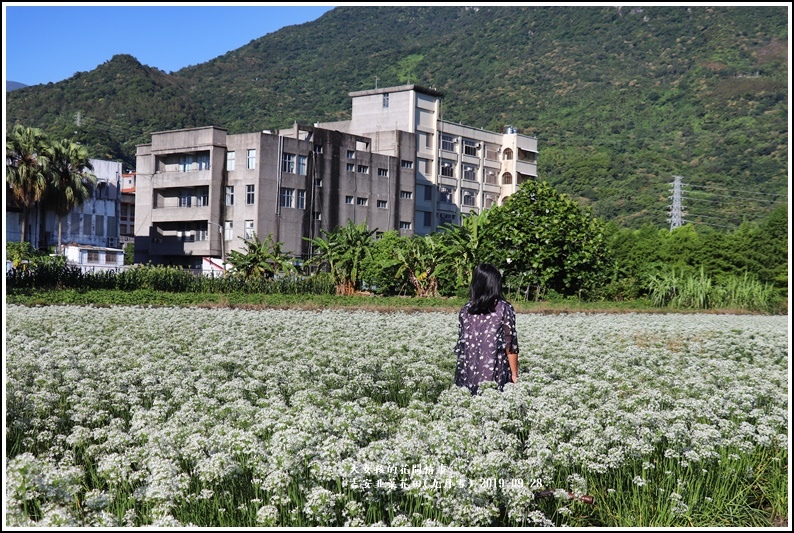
[
  {"x1": 437, "y1": 208, "x2": 491, "y2": 291},
  {"x1": 42, "y1": 139, "x2": 96, "y2": 254},
  {"x1": 481, "y1": 180, "x2": 609, "y2": 300},
  {"x1": 5, "y1": 125, "x2": 50, "y2": 243},
  {"x1": 123, "y1": 242, "x2": 135, "y2": 266},
  {"x1": 385, "y1": 233, "x2": 446, "y2": 298},
  {"x1": 361, "y1": 230, "x2": 411, "y2": 295},
  {"x1": 226, "y1": 233, "x2": 297, "y2": 280},
  {"x1": 304, "y1": 220, "x2": 377, "y2": 295}
]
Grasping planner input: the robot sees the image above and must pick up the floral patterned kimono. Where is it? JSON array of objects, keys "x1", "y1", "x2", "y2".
[{"x1": 454, "y1": 299, "x2": 519, "y2": 394}]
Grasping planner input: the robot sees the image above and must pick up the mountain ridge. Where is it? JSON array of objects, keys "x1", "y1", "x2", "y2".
[{"x1": 5, "y1": 5, "x2": 788, "y2": 230}]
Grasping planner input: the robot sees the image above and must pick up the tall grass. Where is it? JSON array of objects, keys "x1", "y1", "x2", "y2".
[
  {"x1": 6, "y1": 264, "x2": 336, "y2": 296},
  {"x1": 645, "y1": 268, "x2": 779, "y2": 313}
]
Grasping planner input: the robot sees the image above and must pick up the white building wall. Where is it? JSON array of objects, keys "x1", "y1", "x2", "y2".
[{"x1": 5, "y1": 158, "x2": 123, "y2": 250}]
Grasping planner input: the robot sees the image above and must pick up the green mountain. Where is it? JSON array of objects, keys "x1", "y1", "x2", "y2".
[
  {"x1": 6, "y1": 81, "x2": 28, "y2": 91},
  {"x1": 6, "y1": 5, "x2": 788, "y2": 229}
]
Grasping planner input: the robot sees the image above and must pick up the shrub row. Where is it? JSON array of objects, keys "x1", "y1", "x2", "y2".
[{"x1": 6, "y1": 264, "x2": 336, "y2": 296}]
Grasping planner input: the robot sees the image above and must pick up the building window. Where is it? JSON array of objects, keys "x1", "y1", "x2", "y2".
[
  {"x1": 297, "y1": 155, "x2": 307, "y2": 175},
  {"x1": 178, "y1": 155, "x2": 193, "y2": 173},
  {"x1": 440, "y1": 160, "x2": 454, "y2": 178},
  {"x1": 425, "y1": 133, "x2": 433, "y2": 149},
  {"x1": 245, "y1": 220, "x2": 254, "y2": 239},
  {"x1": 439, "y1": 212, "x2": 455, "y2": 225},
  {"x1": 225, "y1": 186, "x2": 234, "y2": 206},
  {"x1": 485, "y1": 145, "x2": 499, "y2": 160},
  {"x1": 224, "y1": 221, "x2": 233, "y2": 241},
  {"x1": 280, "y1": 187, "x2": 294, "y2": 208},
  {"x1": 424, "y1": 184, "x2": 433, "y2": 201},
  {"x1": 423, "y1": 211, "x2": 432, "y2": 227},
  {"x1": 401, "y1": 159, "x2": 414, "y2": 169},
  {"x1": 356, "y1": 197, "x2": 368, "y2": 206},
  {"x1": 347, "y1": 150, "x2": 356, "y2": 159},
  {"x1": 345, "y1": 196, "x2": 354, "y2": 204},
  {"x1": 358, "y1": 165, "x2": 369, "y2": 174},
  {"x1": 196, "y1": 222, "x2": 208, "y2": 241},
  {"x1": 227, "y1": 151, "x2": 236, "y2": 171},
  {"x1": 485, "y1": 169, "x2": 498, "y2": 184},
  {"x1": 282, "y1": 153, "x2": 296, "y2": 173},
  {"x1": 383, "y1": 93, "x2": 389, "y2": 108},
  {"x1": 247, "y1": 149, "x2": 256, "y2": 169},
  {"x1": 439, "y1": 186, "x2": 454, "y2": 203},
  {"x1": 244, "y1": 184, "x2": 255, "y2": 205},
  {"x1": 462, "y1": 189, "x2": 477, "y2": 207},
  {"x1": 314, "y1": 144, "x2": 323, "y2": 154},
  {"x1": 400, "y1": 190, "x2": 413, "y2": 199},
  {"x1": 399, "y1": 221, "x2": 411, "y2": 230},
  {"x1": 377, "y1": 200, "x2": 388, "y2": 209},
  {"x1": 297, "y1": 189, "x2": 306, "y2": 209},
  {"x1": 377, "y1": 168, "x2": 389, "y2": 177},
  {"x1": 463, "y1": 139, "x2": 478, "y2": 156},
  {"x1": 197, "y1": 187, "x2": 209, "y2": 206},
  {"x1": 346, "y1": 163, "x2": 355, "y2": 172},
  {"x1": 179, "y1": 222, "x2": 195, "y2": 242},
  {"x1": 502, "y1": 172, "x2": 513, "y2": 185},
  {"x1": 463, "y1": 165, "x2": 478, "y2": 181},
  {"x1": 178, "y1": 190, "x2": 192, "y2": 207},
  {"x1": 313, "y1": 211, "x2": 322, "y2": 221},
  {"x1": 87, "y1": 250, "x2": 100, "y2": 263},
  {"x1": 315, "y1": 178, "x2": 323, "y2": 188},
  {"x1": 197, "y1": 153, "x2": 210, "y2": 170},
  {"x1": 483, "y1": 193, "x2": 496, "y2": 209},
  {"x1": 502, "y1": 148, "x2": 513, "y2": 161},
  {"x1": 441, "y1": 134, "x2": 455, "y2": 152}
]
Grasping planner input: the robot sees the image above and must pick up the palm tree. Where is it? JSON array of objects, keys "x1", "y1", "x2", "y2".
[
  {"x1": 43, "y1": 139, "x2": 96, "y2": 254},
  {"x1": 304, "y1": 220, "x2": 377, "y2": 295},
  {"x1": 5, "y1": 124, "x2": 50, "y2": 243}
]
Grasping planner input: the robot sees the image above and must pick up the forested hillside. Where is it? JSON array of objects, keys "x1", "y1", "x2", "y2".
[{"x1": 5, "y1": 5, "x2": 788, "y2": 229}]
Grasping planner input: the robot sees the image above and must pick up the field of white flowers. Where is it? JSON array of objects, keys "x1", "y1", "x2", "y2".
[{"x1": 5, "y1": 304, "x2": 789, "y2": 527}]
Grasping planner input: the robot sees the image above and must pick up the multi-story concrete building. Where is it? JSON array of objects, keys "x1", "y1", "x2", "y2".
[
  {"x1": 134, "y1": 123, "x2": 416, "y2": 270},
  {"x1": 5, "y1": 158, "x2": 124, "y2": 251},
  {"x1": 132, "y1": 84, "x2": 537, "y2": 270},
  {"x1": 119, "y1": 173, "x2": 136, "y2": 236},
  {"x1": 316, "y1": 84, "x2": 538, "y2": 234}
]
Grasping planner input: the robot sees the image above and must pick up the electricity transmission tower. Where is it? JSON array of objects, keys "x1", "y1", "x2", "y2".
[{"x1": 668, "y1": 175, "x2": 686, "y2": 230}]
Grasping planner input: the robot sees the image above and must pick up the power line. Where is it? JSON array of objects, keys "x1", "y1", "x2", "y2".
[
  {"x1": 682, "y1": 219, "x2": 738, "y2": 230},
  {"x1": 686, "y1": 190, "x2": 785, "y2": 204},
  {"x1": 685, "y1": 212, "x2": 733, "y2": 221},
  {"x1": 687, "y1": 183, "x2": 784, "y2": 197}
]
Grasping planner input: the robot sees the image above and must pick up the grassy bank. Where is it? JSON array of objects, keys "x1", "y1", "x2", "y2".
[{"x1": 4, "y1": 288, "x2": 781, "y2": 315}]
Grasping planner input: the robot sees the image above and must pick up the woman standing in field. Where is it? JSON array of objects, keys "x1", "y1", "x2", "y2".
[{"x1": 454, "y1": 263, "x2": 519, "y2": 395}]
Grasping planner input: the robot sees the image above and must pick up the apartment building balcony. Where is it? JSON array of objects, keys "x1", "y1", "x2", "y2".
[
  {"x1": 151, "y1": 205, "x2": 212, "y2": 223},
  {"x1": 461, "y1": 205, "x2": 479, "y2": 216},
  {"x1": 481, "y1": 181, "x2": 502, "y2": 193},
  {"x1": 149, "y1": 237, "x2": 217, "y2": 257},
  {"x1": 461, "y1": 153, "x2": 480, "y2": 166},
  {"x1": 152, "y1": 169, "x2": 213, "y2": 188},
  {"x1": 515, "y1": 159, "x2": 537, "y2": 177},
  {"x1": 439, "y1": 176, "x2": 458, "y2": 188}
]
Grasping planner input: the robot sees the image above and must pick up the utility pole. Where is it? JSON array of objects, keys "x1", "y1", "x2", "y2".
[{"x1": 668, "y1": 175, "x2": 686, "y2": 230}]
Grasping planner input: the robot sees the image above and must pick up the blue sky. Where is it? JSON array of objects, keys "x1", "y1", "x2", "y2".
[{"x1": 3, "y1": 3, "x2": 337, "y2": 87}]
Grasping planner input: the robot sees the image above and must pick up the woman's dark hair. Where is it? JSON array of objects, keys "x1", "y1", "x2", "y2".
[{"x1": 468, "y1": 263, "x2": 504, "y2": 314}]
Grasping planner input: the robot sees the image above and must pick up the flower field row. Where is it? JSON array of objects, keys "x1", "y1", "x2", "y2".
[{"x1": 5, "y1": 304, "x2": 789, "y2": 526}]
